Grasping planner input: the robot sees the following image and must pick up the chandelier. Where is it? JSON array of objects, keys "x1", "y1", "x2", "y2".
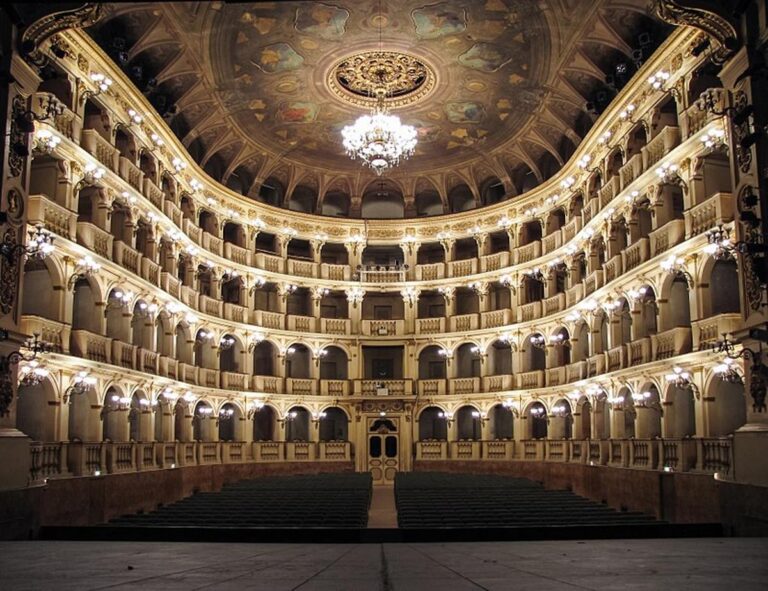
[
  {"x1": 340, "y1": 0, "x2": 417, "y2": 176},
  {"x1": 341, "y1": 86, "x2": 417, "y2": 175}
]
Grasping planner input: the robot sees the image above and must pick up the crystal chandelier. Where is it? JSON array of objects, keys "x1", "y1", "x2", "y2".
[{"x1": 341, "y1": 87, "x2": 417, "y2": 175}]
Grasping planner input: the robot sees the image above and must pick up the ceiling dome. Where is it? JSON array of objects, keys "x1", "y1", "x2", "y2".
[{"x1": 87, "y1": 0, "x2": 669, "y2": 215}]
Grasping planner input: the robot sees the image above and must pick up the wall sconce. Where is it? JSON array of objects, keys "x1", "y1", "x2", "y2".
[
  {"x1": 219, "y1": 335, "x2": 236, "y2": 350},
  {"x1": 248, "y1": 275, "x2": 267, "y2": 295},
  {"x1": 172, "y1": 157, "x2": 187, "y2": 172},
  {"x1": 523, "y1": 268, "x2": 545, "y2": 282},
  {"x1": 647, "y1": 69, "x2": 670, "y2": 90},
  {"x1": 196, "y1": 406, "x2": 214, "y2": 418},
  {"x1": 497, "y1": 216, "x2": 513, "y2": 230},
  {"x1": 62, "y1": 371, "x2": 97, "y2": 404},
  {"x1": 18, "y1": 360, "x2": 49, "y2": 387},
  {"x1": 607, "y1": 395, "x2": 625, "y2": 409},
  {"x1": 126, "y1": 108, "x2": 143, "y2": 125},
  {"x1": 438, "y1": 411, "x2": 454, "y2": 425},
  {"x1": 279, "y1": 410, "x2": 298, "y2": 425},
  {"x1": 665, "y1": 366, "x2": 700, "y2": 398},
  {"x1": 530, "y1": 334, "x2": 547, "y2": 350},
  {"x1": 471, "y1": 410, "x2": 489, "y2": 424},
  {"x1": 190, "y1": 179, "x2": 203, "y2": 192},
  {"x1": 150, "y1": 133, "x2": 164, "y2": 147},
  {"x1": 598, "y1": 130, "x2": 612, "y2": 145},
  {"x1": 550, "y1": 404, "x2": 569, "y2": 417},
  {"x1": 217, "y1": 407, "x2": 234, "y2": 425},
  {"x1": 560, "y1": 176, "x2": 575, "y2": 190},
  {"x1": 400, "y1": 234, "x2": 419, "y2": 256},
  {"x1": 82, "y1": 72, "x2": 112, "y2": 102},
  {"x1": 67, "y1": 255, "x2": 101, "y2": 290},
  {"x1": 197, "y1": 329, "x2": 214, "y2": 343},
  {"x1": 33, "y1": 129, "x2": 62, "y2": 154},
  {"x1": 104, "y1": 394, "x2": 132, "y2": 413},
  {"x1": 312, "y1": 411, "x2": 327, "y2": 423},
  {"x1": 567, "y1": 390, "x2": 582, "y2": 402},
  {"x1": 618, "y1": 103, "x2": 635, "y2": 121},
  {"x1": 154, "y1": 388, "x2": 178, "y2": 407},
  {"x1": 345, "y1": 233, "x2": 366, "y2": 255},
  {"x1": 247, "y1": 400, "x2": 265, "y2": 420},
  {"x1": 247, "y1": 332, "x2": 266, "y2": 352},
  {"x1": 502, "y1": 399, "x2": 518, "y2": 410},
  {"x1": 0, "y1": 224, "x2": 55, "y2": 264},
  {"x1": 468, "y1": 281, "x2": 487, "y2": 297},
  {"x1": 660, "y1": 254, "x2": 694, "y2": 286},
  {"x1": 631, "y1": 391, "x2": 655, "y2": 407},
  {"x1": 655, "y1": 161, "x2": 684, "y2": 186},
  {"x1": 438, "y1": 347, "x2": 453, "y2": 360},
  {"x1": 529, "y1": 406, "x2": 546, "y2": 417},
  {"x1": 700, "y1": 126, "x2": 726, "y2": 152},
  {"x1": 281, "y1": 284, "x2": 298, "y2": 300},
  {"x1": 713, "y1": 357, "x2": 743, "y2": 384},
  {"x1": 345, "y1": 286, "x2": 365, "y2": 308}
]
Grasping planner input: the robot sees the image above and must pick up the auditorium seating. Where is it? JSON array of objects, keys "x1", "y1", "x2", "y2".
[
  {"x1": 110, "y1": 473, "x2": 372, "y2": 529},
  {"x1": 395, "y1": 472, "x2": 658, "y2": 529}
]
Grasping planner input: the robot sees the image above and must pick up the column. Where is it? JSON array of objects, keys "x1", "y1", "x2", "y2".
[{"x1": 401, "y1": 288, "x2": 419, "y2": 334}]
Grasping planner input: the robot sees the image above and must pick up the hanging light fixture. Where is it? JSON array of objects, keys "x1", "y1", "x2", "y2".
[{"x1": 340, "y1": 2, "x2": 417, "y2": 175}]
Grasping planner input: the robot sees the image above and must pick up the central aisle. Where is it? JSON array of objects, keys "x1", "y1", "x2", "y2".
[{"x1": 367, "y1": 485, "x2": 398, "y2": 529}]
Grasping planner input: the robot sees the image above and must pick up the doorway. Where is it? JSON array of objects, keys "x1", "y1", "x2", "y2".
[{"x1": 368, "y1": 417, "x2": 398, "y2": 483}]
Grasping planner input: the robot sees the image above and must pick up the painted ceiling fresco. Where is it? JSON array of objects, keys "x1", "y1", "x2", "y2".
[{"x1": 88, "y1": 0, "x2": 665, "y2": 199}]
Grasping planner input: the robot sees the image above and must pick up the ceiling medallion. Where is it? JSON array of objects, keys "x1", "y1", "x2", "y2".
[{"x1": 329, "y1": 50, "x2": 436, "y2": 109}]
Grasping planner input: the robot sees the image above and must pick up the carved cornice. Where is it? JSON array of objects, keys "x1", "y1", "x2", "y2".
[
  {"x1": 19, "y1": 3, "x2": 105, "y2": 65},
  {"x1": 651, "y1": 0, "x2": 739, "y2": 64}
]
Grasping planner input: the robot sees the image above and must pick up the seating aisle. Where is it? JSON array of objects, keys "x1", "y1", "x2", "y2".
[
  {"x1": 395, "y1": 472, "x2": 658, "y2": 529},
  {"x1": 110, "y1": 473, "x2": 372, "y2": 529}
]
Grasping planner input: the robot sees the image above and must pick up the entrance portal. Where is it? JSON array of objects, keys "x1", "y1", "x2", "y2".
[{"x1": 368, "y1": 417, "x2": 398, "y2": 483}]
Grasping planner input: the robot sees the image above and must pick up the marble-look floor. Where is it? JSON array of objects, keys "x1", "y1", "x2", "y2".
[{"x1": 1, "y1": 538, "x2": 766, "y2": 590}]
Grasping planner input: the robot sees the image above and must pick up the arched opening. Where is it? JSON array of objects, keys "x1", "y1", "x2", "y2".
[
  {"x1": 710, "y1": 259, "x2": 740, "y2": 315},
  {"x1": 114, "y1": 127, "x2": 136, "y2": 162},
  {"x1": 593, "y1": 394, "x2": 611, "y2": 439},
  {"x1": 708, "y1": 378, "x2": 746, "y2": 436},
  {"x1": 223, "y1": 221, "x2": 245, "y2": 248},
  {"x1": 488, "y1": 340, "x2": 512, "y2": 376},
  {"x1": 128, "y1": 391, "x2": 150, "y2": 442},
  {"x1": 221, "y1": 275, "x2": 243, "y2": 305},
  {"x1": 320, "y1": 243, "x2": 349, "y2": 265},
  {"x1": 285, "y1": 406, "x2": 310, "y2": 442},
  {"x1": 545, "y1": 208, "x2": 566, "y2": 235},
  {"x1": 322, "y1": 190, "x2": 350, "y2": 217},
  {"x1": 199, "y1": 209, "x2": 219, "y2": 237},
  {"x1": 173, "y1": 400, "x2": 191, "y2": 442},
  {"x1": 415, "y1": 189, "x2": 443, "y2": 216},
  {"x1": 489, "y1": 404, "x2": 514, "y2": 440},
  {"x1": 288, "y1": 185, "x2": 316, "y2": 213},
  {"x1": 71, "y1": 278, "x2": 99, "y2": 333},
  {"x1": 525, "y1": 402, "x2": 547, "y2": 439},
  {"x1": 362, "y1": 181, "x2": 404, "y2": 218},
  {"x1": 192, "y1": 401, "x2": 214, "y2": 441},
  {"x1": 285, "y1": 343, "x2": 311, "y2": 379},
  {"x1": 456, "y1": 405, "x2": 481, "y2": 440},
  {"x1": 549, "y1": 399, "x2": 573, "y2": 439},
  {"x1": 664, "y1": 384, "x2": 696, "y2": 438},
  {"x1": 455, "y1": 343, "x2": 481, "y2": 378},
  {"x1": 253, "y1": 340, "x2": 277, "y2": 376},
  {"x1": 519, "y1": 220, "x2": 542, "y2": 246},
  {"x1": 319, "y1": 346, "x2": 348, "y2": 380},
  {"x1": 664, "y1": 274, "x2": 691, "y2": 330},
  {"x1": 253, "y1": 405, "x2": 276, "y2": 441},
  {"x1": 105, "y1": 288, "x2": 129, "y2": 342},
  {"x1": 634, "y1": 385, "x2": 662, "y2": 439},
  {"x1": 419, "y1": 345, "x2": 447, "y2": 379},
  {"x1": 131, "y1": 300, "x2": 153, "y2": 348},
  {"x1": 102, "y1": 386, "x2": 128, "y2": 442},
  {"x1": 219, "y1": 334, "x2": 243, "y2": 373},
  {"x1": 418, "y1": 406, "x2": 448, "y2": 441},
  {"x1": 576, "y1": 398, "x2": 592, "y2": 439},
  {"x1": 521, "y1": 274, "x2": 544, "y2": 304},
  {"x1": 16, "y1": 378, "x2": 57, "y2": 441},
  {"x1": 22, "y1": 259, "x2": 58, "y2": 320},
  {"x1": 636, "y1": 286, "x2": 658, "y2": 337},
  {"x1": 448, "y1": 183, "x2": 475, "y2": 212},
  {"x1": 175, "y1": 323, "x2": 193, "y2": 365},
  {"x1": 193, "y1": 329, "x2": 216, "y2": 369},
  {"x1": 218, "y1": 402, "x2": 240, "y2": 441},
  {"x1": 258, "y1": 177, "x2": 284, "y2": 206},
  {"x1": 480, "y1": 177, "x2": 505, "y2": 205},
  {"x1": 572, "y1": 321, "x2": 590, "y2": 362},
  {"x1": 319, "y1": 407, "x2": 348, "y2": 441},
  {"x1": 522, "y1": 334, "x2": 546, "y2": 372},
  {"x1": 550, "y1": 328, "x2": 571, "y2": 366}
]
